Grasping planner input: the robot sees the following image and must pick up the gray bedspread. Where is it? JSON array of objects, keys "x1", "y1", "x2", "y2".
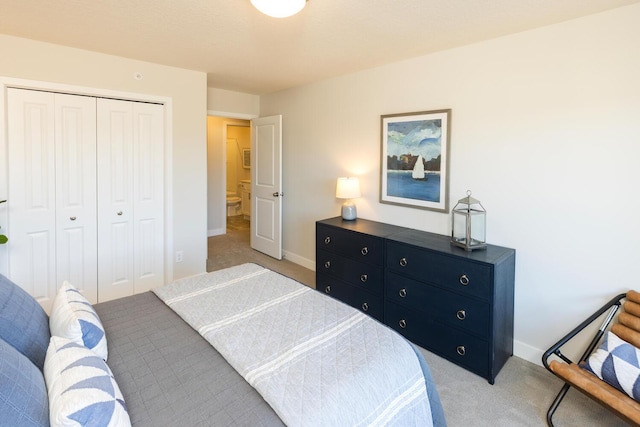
[{"x1": 94, "y1": 291, "x2": 284, "y2": 427}]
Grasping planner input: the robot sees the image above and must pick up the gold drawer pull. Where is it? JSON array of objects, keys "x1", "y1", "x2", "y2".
[
  {"x1": 399, "y1": 257, "x2": 408, "y2": 267},
  {"x1": 360, "y1": 274, "x2": 368, "y2": 283},
  {"x1": 459, "y1": 274, "x2": 470, "y2": 286},
  {"x1": 361, "y1": 302, "x2": 369, "y2": 312},
  {"x1": 399, "y1": 319, "x2": 407, "y2": 329},
  {"x1": 456, "y1": 346, "x2": 466, "y2": 356},
  {"x1": 399, "y1": 288, "x2": 407, "y2": 298},
  {"x1": 456, "y1": 310, "x2": 466, "y2": 320},
  {"x1": 324, "y1": 285, "x2": 331, "y2": 294},
  {"x1": 324, "y1": 261, "x2": 331, "y2": 269},
  {"x1": 324, "y1": 236, "x2": 331, "y2": 244},
  {"x1": 361, "y1": 247, "x2": 368, "y2": 255}
]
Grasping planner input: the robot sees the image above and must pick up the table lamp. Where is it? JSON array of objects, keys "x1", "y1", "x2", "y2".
[{"x1": 336, "y1": 177, "x2": 361, "y2": 220}]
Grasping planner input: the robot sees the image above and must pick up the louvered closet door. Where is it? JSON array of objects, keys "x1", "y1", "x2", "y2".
[
  {"x1": 97, "y1": 99, "x2": 164, "y2": 302},
  {"x1": 7, "y1": 89, "x2": 98, "y2": 311}
]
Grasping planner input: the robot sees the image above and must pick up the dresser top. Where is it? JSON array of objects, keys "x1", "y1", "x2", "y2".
[
  {"x1": 317, "y1": 216, "x2": 514, "y2": 264},
  {"x1": 317, "y1": 217, "x2": 409, "y2": 238}
]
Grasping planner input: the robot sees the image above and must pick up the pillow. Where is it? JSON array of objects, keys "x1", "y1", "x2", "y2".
[
  {"x1": 49, "y1": 281, "x2": 108, "y2": 361},
  {"x1": 44, "y1": 336, "x2": 131, "y2": 427},
  {"x1": 582, "y1": 331, "x2": 640, "y2": 400},
  {"x1": 0, "y1": 337, "x2": 49, "y2": 426},
  {"x1": 0, "y1": 274, "x2": 50, "y2": 370}
]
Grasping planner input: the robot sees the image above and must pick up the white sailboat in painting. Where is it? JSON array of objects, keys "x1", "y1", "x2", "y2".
[{"x1": 412, "y1": 154, "x2": 427, "y2": 181}]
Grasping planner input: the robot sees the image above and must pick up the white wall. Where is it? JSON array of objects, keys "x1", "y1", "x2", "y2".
[
  {"x1": 0, "y1": 34, "x2": 208, "y2": 281},
  {"x1": 259, "y1": 4, "x2": 640, "y2": 365}
]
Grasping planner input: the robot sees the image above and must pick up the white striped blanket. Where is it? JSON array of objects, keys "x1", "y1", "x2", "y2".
[{"x1": 153, "y1": 263, "x2": 434, "y2": 427}]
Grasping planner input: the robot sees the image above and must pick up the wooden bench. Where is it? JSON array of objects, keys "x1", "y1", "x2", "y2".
[{"x1": 543, "y1": 291, "x2": 640, "y2": 426}]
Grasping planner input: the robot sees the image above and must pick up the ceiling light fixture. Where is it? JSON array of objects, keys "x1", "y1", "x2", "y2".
[{"x1": 251, "y1": 0, "x2": 307, "y2": 18}]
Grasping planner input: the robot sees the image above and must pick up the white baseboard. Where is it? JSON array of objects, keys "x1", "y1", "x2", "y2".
[
  {"x1": 514, "y1": 339, "x2": 543, "y2": 367},
  {"x1": 208, "y1": 228, "x2": 224, "y2": 237},
  {"x1": 282, "y1": 250, "x2": 315, "y2": 271}
]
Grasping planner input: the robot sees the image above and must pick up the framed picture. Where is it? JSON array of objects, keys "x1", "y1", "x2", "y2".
[{"x1": 380, "y1": 109, "x2": 451, "y2": 212}]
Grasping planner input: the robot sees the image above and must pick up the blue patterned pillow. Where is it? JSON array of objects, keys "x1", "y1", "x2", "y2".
[
  {"x1": 49, "y1": 282, "x2": 108, "y2": 361},
  {"x1": 44, "y1": 336, "x2": 131, "y2": 427},
  {"x1": 0, "y1": 337, "x2": 49, "y2": 426},
  {"x1": 583, "y1": 331, "x2": 640, "y2": 400},
  {"x1": 0, "y1": 274, "x2": 50, "y2": 370}
]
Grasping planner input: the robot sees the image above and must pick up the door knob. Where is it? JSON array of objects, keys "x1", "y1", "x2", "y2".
[{"x1": 272, "y1": 192, "x2": 283, "y2": 197}]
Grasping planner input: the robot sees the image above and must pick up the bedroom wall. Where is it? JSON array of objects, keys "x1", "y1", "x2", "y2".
[
  {"x1": 0, "y1": 34, "x2": 208, "y2": 282},
  {"x1": 258, "y1": 4, "x2": 640, "y2": 365}
]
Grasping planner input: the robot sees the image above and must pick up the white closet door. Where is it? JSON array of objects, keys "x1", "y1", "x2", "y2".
[
  {"x1": 7, "y1": 89, "x2": 98, "y2": 311},
  {"x1": 97, "y1": 99, "x2": 135, "y2": 301},
  {"x1": 97, "y1": 99, "x2": 164, "y2": 301},
  {"x1": 7, "y1": 89, "x2": 57, "y2": 311},
  {"x1": 54, "y1": 93, "x2": 98, "y2": 303},
  {"x1": 132, "y1": 102, "x2": 164, "y2": 295}
]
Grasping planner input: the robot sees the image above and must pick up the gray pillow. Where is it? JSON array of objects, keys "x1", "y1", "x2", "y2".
[
  {"x1": 0, "y1": 274, "x2": 50, "y2": 370},
  {"x1": 0, "y1": 337, "x2": 49, "y2": 426}
]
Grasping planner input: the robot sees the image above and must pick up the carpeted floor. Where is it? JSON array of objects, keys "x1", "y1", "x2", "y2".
[{"x1": 207, "y1": 217, "x2": 627, "y2": 427}]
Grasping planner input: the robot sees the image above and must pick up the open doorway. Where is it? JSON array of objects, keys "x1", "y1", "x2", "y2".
[
  {"x1": 206, "y1": 116, "x2": 251, "y2": 236},
  {"x1": 206, "y1": 117, "x2": 251, "y2": 271}
]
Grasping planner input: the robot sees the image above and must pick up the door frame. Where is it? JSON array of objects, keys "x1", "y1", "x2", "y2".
[{"x1": 0, "y1": 77, "x2": 174, "y2": 283}]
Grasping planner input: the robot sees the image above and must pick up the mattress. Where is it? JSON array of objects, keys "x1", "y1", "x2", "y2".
[{"x1": 94, "y1": 291, "x2": 285, "y2": 427}]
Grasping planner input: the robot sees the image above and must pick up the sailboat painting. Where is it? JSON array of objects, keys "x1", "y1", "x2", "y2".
[{"x1": 380, "y1": 109, "x2": 451, "y2": 213}]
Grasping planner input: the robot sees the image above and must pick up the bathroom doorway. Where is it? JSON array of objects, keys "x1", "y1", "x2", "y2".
[
  {"x1": 225, "y1": 124, "x2": 251, "y2": 232},
  {"x1": 206, "y1": 116, "x2": 251, "y2": 238}
]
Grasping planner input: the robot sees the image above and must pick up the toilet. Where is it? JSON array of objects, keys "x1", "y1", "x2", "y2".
[{"x1": 226, "y1": 192, "x2": 242, "y2": 216}]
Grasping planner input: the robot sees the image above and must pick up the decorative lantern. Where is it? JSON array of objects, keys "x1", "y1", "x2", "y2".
[{"x1": 451, "y1": 190, "x2": 487, "y2": 251}]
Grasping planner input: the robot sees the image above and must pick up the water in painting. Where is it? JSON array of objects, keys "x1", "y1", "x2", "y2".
[{"x1": 387, "y1": 170, "x2": 441, "y2": 202}]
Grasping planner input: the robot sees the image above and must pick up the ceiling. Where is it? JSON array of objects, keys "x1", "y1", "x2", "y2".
[{"x1": 0, "y1": 0, "x2": 637, "y2": 95}]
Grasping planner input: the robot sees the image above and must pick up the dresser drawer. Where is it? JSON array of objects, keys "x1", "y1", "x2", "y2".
[
  {"x1": 386, "y1": 241, "x2": 492, "y2": 300},
  {"x1": 317, "y1": 273, "x2": 383, "y2": 321},
  {"x1": 386, "y1": 271, "x2": 490, "y2": 338},
  {"x1": 385, "y1": 301, "x2": 489, "y2": 378},
  {"x1": 317, "y1": 249, "x2": 383, "y2": 295},
  {"x1": 317, "y1": 224, "x2": 383, "y2": 265}
]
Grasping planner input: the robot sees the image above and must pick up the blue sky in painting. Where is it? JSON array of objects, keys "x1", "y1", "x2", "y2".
[{"x1": 387, "y1": 119, "x2": 442, "y2": 160}]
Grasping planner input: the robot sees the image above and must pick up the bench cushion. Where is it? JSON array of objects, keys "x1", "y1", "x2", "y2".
[{"x1": 583, "y1": 331, "x2": 640, "y2": 400}]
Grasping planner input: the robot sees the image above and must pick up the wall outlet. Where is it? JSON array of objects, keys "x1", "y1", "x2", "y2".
[{"x1": 175, "y1": 251, "x2": 183, "y2": 263}]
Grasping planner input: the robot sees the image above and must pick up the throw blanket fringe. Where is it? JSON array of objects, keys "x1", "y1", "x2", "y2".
[{"x1": 153, "y1": 263, "x2": 434, "y2": 427}]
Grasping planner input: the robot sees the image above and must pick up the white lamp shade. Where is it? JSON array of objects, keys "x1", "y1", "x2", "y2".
[
  {"x1": 336, "y1": 177, "x2": 361, "y2": 199},
  {"x1": 251, "y1": 0, "x2": 307, "y2": 18}
]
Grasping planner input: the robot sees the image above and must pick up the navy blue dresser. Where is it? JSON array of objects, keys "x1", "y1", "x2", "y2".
[{"x1": 316, "y1": 217, "x2": 516, "y2": 384}]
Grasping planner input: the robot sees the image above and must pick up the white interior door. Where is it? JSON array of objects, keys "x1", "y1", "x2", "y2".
[
  {"x1": 97, "y1": 98, "x2": 164, "y2": 302},
  {"x1": 97, "y1": 99, "x2": 135, "y2": 301},
  {"x1": 54, "y1": 93, "x2": 98, "y2": 303},
  {"x1": 250, "y1": 115, "x2": 282, "y2": 259},
  {"x1": 7, "y1": 89, "x2": 98, "y2": 311},
  {"x1": 131, "y1": 102, "x2": 164, "y2": 295},
  {"x1": 7, "y1": 89, "x2": 57, "y2": 310}
]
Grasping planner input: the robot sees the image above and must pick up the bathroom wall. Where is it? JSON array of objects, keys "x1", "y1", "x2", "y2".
[{"x1": 226, "y1": 125, "x2": 251, "y2": 196}]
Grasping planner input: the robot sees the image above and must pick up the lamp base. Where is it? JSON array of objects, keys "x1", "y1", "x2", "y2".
[{"x1": 341, "y1": 201, "x2": 357, "y2": 220}]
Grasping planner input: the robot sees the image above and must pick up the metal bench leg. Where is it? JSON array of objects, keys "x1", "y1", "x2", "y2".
[{"x1": 547, "y1": 383, "x2": 571, "y2": 427}]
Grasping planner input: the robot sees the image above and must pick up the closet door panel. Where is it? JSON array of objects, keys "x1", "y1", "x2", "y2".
[
  {"x1": 97, "y1": 99, "x2": 135, "y2": 302},
  {"x1": 7, "y1": 89, "x2": 57, "y2": 311},
  {"x1": 55, "y1": 93, "x2": 98, "y2": 303},
  {"x1": 133, "y1": 102, "x2": 164, "y2": 294}
]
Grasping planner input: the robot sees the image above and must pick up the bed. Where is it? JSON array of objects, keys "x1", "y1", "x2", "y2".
[{"x1": 0, "y1": 263, "x2": 446, "y2": 427}]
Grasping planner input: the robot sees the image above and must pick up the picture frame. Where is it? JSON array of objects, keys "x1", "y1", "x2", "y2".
[{"x1": 380, "y1": 109, "x2": 451, "y2": 212}]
